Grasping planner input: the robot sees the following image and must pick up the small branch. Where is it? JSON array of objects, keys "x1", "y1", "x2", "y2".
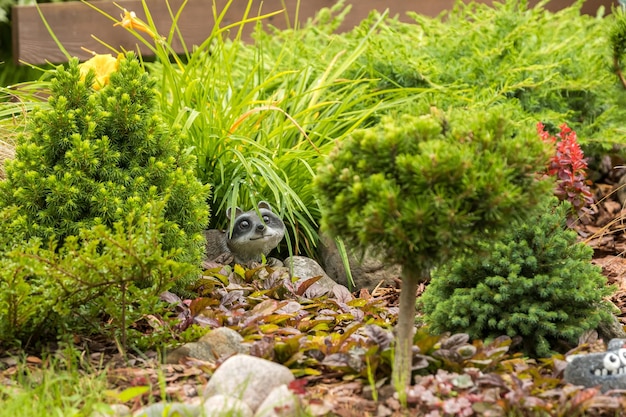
[
  {"x1": 121, "y1": 281, "x2": 127, "y2": 354},
  {"x1": 614, "y1": 55, "x2": 626, "y2": 89}
]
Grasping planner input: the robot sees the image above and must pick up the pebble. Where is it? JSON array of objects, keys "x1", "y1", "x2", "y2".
[
  {"x1": 203, "y1": 354, "x2": 295, "y2": 412},
  {"x1": 165, "y1": 326, "x2": 249, "y2": 364}
]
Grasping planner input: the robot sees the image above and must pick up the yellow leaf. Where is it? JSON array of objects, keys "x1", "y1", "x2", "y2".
[
  {"x1": 233, "y1": 264, "x2": 245, "y2": 277},
  {"x1": 335, "y1": 313, "x2": 355, "y2": 323},
  {"x1": 104, "y1": 386, "x2": 150, "y2": 402},
  {"x1": 292, "y1": 368, "x2": 322, "y2": 377},
  {"x1": 347, "y1": 299, "x2": 368, "y2": 307},
  {"x1": 259, "y1": 323, "x2": 281, "y2": 333}
]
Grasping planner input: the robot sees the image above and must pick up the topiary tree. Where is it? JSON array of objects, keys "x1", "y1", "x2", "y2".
[
  {"x1": 420, "y1": 198, "x2": 614, "y2": 357},
  {"x1": 0, "y1": 52, "x2": 210, "y2": 293},
  {"x1": 315, "y1": 106, "x2": 552, "y2": 400}
]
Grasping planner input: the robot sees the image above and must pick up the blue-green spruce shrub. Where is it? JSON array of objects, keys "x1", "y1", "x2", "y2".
[{"x1": 421, "y1": 198, "x2": 614, "y2": 357}]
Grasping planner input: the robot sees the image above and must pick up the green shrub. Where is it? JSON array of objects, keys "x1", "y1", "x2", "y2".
[
  {"x1": 350, "y1": 0, "x2": 626, "y2": 149},
  {"x1": 0, "y1": 203, "x2": 192, "y2": 348},
  {"x1": 0, "y1": 52, "x2": 209, "y2": 291},
  {"x1": 610, "y1": 7, "x2": 626, "y2": 89},
  {"x1": 421, "y1": 198, "x2": 614, "y2": 357},
  {"x1": 316, "y1": 106, "x2": 551, "y2": 269},
  {"x1": 315, "y1": 105, "x2": 552, "y2": 400},
  {"x1": 0, "y1": 52, "x2": 209, "y2": 347}
]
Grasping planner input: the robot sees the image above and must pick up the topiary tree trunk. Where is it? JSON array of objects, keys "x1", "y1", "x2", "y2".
[{"x1": 393, "y1": 265, "x2": 429, "y2": 400}]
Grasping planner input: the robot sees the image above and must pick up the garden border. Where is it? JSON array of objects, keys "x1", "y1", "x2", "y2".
[{"x1": 11, "y1": 0, "x2": 616, "y2": 66}]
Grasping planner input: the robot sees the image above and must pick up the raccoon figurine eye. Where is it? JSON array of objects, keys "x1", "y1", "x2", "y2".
[
  {"x1": 262, "y1": 215, "x2": 270, "y2": 223},
  {"x1": 238, "y1": 220, "x2": 250, "y2": 230}
]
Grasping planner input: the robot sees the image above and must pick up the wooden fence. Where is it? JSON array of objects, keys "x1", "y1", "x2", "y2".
[{"x1": 12, "y1": 0, "x2": 618, "y2": 65}]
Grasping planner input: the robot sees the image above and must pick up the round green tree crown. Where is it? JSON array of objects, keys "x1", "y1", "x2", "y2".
[
  {"x1": 315, "y1": 107, "x2": 552, "y2": 269},
  {"x1": 0, "y1": 52, "x2": 210, "y2": 285}
]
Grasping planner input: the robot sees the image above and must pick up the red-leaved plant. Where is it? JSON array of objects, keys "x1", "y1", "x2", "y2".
[{"x1": 537, "y1": 122, "x2": 594, "y2": 214}]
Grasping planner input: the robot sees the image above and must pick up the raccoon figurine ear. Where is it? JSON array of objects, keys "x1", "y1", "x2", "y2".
[
  {"x1": 258, "y1": 201, "x2": 272, "y2": 211},
  {"x1": 226, "y1": 206, "x2": 243, "y2": 220}
]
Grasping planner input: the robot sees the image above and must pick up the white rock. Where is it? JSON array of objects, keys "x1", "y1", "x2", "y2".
[
  {"x1": 203, "y1": 354, "x2": 295, "y2": 412},
  {"x1": 254, "y1": 384, "x2": 300, "y2": 417},
  {"x1": 204, "y1": 395, "x2": 253, "y2": 417}
]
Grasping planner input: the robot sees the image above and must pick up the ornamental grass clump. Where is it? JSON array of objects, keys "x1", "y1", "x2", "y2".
[
  {"x1": 315, "y1": 105, "x2": 552, "y2": 401},
  {"x1": 100, "y1": 1, "x2": 412, "y2": 255},
  {"x1": 420, "y1": 198, "x2": 614, "y2": 358}
]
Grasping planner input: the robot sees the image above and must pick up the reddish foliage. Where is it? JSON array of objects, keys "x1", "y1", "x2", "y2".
[
  {"x1": 538, "y1": 122, "x2": 594, "y2": 213},
  {"x1": 288, "y1": 379, "x2": 308, "y2": 395}
]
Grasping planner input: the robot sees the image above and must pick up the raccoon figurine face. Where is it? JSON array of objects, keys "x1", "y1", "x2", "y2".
[
  {"x1": 226, "y1": 201, "x2": 285, "y2": 264},
  {"x1": 204, "y1": 201, "x2": 285, "y2": 267}
]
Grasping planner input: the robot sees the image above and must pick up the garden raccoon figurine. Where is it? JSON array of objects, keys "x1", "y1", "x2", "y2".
[{"x1": 203, "y1": 201, "x2": 285, "y2": 267}]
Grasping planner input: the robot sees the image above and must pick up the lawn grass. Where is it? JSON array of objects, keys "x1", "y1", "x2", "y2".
[{"x1": 0, "y1": 354, "x2": 111, "y2": 417}]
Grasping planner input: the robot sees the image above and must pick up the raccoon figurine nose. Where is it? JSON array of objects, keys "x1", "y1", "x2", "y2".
[{"x1": 257, "y1": 224, "x2": 266, "y2": 232}]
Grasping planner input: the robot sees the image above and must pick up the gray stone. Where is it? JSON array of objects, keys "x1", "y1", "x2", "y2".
[
  {"x1": 132, "y1": 402, "x2": 200, "y2": 417},
  {"x1": 283, "y1": 255, "x2": 347, "y2": 298},
  {"x1": 203, "y1": 354, "x2": 295, "y2": 412},
  {"x1": 564, "y1": 338, "x2": 626, "y2": 392},
  {"x1": 598, "y1": 315, "x2": 626, "y2": 341},
  {"x1": 254, "y1": 385, "x2": 301, "y2": 417},
  {"x1": 203, "y1": 395, "x2": 253, "y2": 417},
  {"x1": 166, "y1": 327, "x2": 249, "y2": 364},
  {"x1": 318, "y1": 233, "x2": 399, "y2": 291},
  {"x1": 197, "y1": 326, "x2": 249, "y2": 356}
]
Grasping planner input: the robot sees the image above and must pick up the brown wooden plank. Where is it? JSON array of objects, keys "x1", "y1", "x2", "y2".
[
  {"x1": 12, "y1": 0, "x2": 217, "y2": 65},
  {"x1": 12, "y1": 0, "x2": 618, "y2": 66}
]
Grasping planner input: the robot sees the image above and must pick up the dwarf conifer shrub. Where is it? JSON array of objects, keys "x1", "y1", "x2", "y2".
[
  {"x1": 421, "y1": 198, "x2": 614, "y2": 357},
  {"x1": 0, "y1": 52, "x2": 209, "y2": 293},
  {"x1": 315, "y1": 105, "x2": 551, "y2": 400},
  {"x1": 350, "y1": 0, "x2": 625, "y2": 148}
]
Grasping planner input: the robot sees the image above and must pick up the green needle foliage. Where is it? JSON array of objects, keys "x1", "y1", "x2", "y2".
[
  {"x1": 421, "y1": 198, "x2": 614, "y2": 358},
  {"x1": 610, "y1": 7, "x2": 626, "y2": 88},
  {"x1": 346, "y1": 0, "x2": 626, "y2": 160},
  {"x1": 0, "y1": 52, "x2": 209, "y2": 347},
  {"x1": 0, "y1": 52, "x2": 209, "y2": 282},
  {"x1": 315, "y1": 105, "x2": 552, "y2": 401}
]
